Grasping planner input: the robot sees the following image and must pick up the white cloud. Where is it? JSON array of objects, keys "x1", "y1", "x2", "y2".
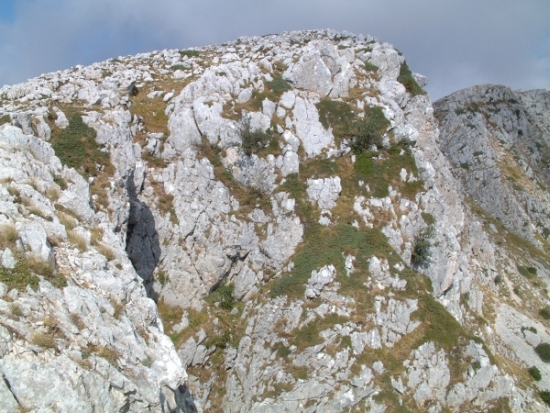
[{"x1": 0, "y1": 0, "x2": 549, "y2": 99}]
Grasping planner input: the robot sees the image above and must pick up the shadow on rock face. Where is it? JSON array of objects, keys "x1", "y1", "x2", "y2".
[{"x1": 125, "y1": 173, "x2": 161, "y2": 300}]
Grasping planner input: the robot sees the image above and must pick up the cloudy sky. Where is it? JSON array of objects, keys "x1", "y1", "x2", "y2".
[{"x1": 0, "y1": 0, "x2": 548, "y2": 100}]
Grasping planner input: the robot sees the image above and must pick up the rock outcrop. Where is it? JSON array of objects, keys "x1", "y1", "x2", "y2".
[{"x1": 0, "y1": 29, "x2": 549, "y2": 412}]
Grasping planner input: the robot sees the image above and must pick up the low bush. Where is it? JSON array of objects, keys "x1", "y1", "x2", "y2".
[
  {"x1": 266, "y1": 76, "x2": 291, "y2": 94},
  {"x1": 411, "y1": 224, "x2": 435, "y2": 266},
  {"x1": 541, "y1": 391, "x2": 550, "y2": 407},
  {"x1": 240, "y1": 118, "x2": 274, "y2": 156},
  {"x1": 208, "y1": 283, "x2": 235, "y2": 311},
  {"x1": 179, "y1": 50, "x2": 200, "y2": 58},
  {"x1": 535, "y1": 343, "x2": 550, "y2": 363},
  {"x1": 528, "y1": 366, "x2": 542, "y2": 381},
  {"x1": 540, "y1": 308, "x2": 550, "y2": 320}
]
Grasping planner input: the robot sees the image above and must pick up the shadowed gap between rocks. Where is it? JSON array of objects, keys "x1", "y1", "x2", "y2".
[
  {"x1": 125, "y1": 173, "x2": 161, "y2": 299},
  {"x1": 125, "y1": 173, "x2": 199, "y2": 413}
]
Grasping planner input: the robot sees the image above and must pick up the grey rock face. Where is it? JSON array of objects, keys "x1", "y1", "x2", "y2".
[{"x1": 434, "y1": 84, "x2": 550, "y2": 245}]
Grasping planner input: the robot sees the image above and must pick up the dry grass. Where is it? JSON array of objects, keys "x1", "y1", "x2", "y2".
[
  {"x1": 96, "y1": 244, "x2": 116, "y2": 261},
  {"x1": 56, "y1": 211, "x2": 77, "y2": 230},
  {"x1": 68, "y1": 230, "x2": 87, "y2": 252},
  {"x1": 90, "y1": 226, "x2": 104, "y2": 245},
  {"x1": 31, "y1": 332, "x2": 56, "y2": 349},
  {"x1": 0, "y1": 224, "x2": 18, "y2": 249}
]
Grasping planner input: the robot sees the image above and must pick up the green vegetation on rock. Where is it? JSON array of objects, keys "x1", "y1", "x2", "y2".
[{"x1": 397, "y1": 61, "x2": 426, "y2": 96}]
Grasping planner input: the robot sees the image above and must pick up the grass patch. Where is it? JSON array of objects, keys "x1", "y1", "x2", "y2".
[
  {"x1": 50, "y1": 111, "x2": 112, "y2": 178},
  {"x1": 364, "y1": 62, "x2": 379, "y2": 72},
  {"x1": 397, "y1": 61, "x2": 426, "y2": 96},
  {"x1": 50, "y1": 110, "x2": 114, "y2": 209},
  {"x1": 0, "y1": 253, "x2": 64, "y2": 291},
  {"x1": 315, "y1": 99, "x2": 389, "y2": 151},
  {"x1": 270, "y1": 223, "x2": 393, "y2": 299},
  {"x1": 157, "y1": 193, "x2": 177, "y2": 224},
  {"x1": 0, "y1": 114, "x2": 11, "y2": 126},
  {"x1": 354, "y1": 144, "x2": 422, "y2": 200}
]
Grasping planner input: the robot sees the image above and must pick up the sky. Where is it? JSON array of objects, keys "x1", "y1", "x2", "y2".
[{"x1": 0, "y1": 0, "x2": 549, "y2": 100}]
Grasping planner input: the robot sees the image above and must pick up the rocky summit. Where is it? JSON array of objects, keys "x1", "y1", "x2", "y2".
[{"x1": 0, "y1": 29, "x2": 549, "y2": 412}]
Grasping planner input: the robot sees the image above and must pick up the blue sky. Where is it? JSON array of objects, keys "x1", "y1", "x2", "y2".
[
  {"x1": 0, "y1": 0, "x2": 549, "y2": 100},
  {"x1": 0, "y1": 0, "x2": 16, "y2": 23}
]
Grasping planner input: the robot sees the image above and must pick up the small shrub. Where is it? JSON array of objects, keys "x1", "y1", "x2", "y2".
[
  {"x1": 412, "y1": 224, "x2": 435, "y2": 266},
  {"x1": 535, "y1": 343, "x2": 550, "y2": 363},
  {"x1": 540, "y1": 391, "x2": 550, "y2": 407},
  {"x1": 364, "y1": 62, "x2": 379, "y2": 72},
  {"x1": 170, "y1": 64, "x2": 185, "y2": 71},
  {"x1": 266, "y1": 76, "x2": 291, "y2": 94},
  {"x1": 540, "y1": 308, "x2": 550, "y2": 320},
  {"x1": 351, "y1": 107, "x2": 389, "y2": 153},
  {"x1": 517, "y1": 265, "x2": 536, "y2": 279},
  {"x1": 209, "y1": 283, "x2": 235, "y2": 311},
  {"x1": 397, "y1": 61, "x2": 426, "y2": 96},
  {"x1": 240, "y1": 118, "x2": 274, "y2": 156},
  {"x1": 179, "y1": 49, "x2": 200, "y2": 57},
  {"x1": 528, "y1": 366, "x2": 542, "y2": 381}
]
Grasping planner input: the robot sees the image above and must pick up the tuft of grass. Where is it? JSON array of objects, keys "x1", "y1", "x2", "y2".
[
  {"x1": 397, "y1": 61, "x2": 426, "y2": 96},
  {"x1": 96, "y1": 244, "x2": 116, "y2": 261},
  {"x1": 535, "y1": 343, "x2": 550, "y2": 363},
  {"x1": 68, "y1": 230, "x2": 87, "y2": 252},
  {"x1": 0, "y1": 224, "x2": 18, "y2": 249},
  {"x1": 31, "y1": 332, "x2": 56, "y2": 349},
  {"x1": 90, "y1": 226, "x2": 104, "y2": 246}
]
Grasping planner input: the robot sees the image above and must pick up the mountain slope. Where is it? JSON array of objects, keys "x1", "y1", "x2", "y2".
[{"x1": 0, "y1": 29, "x2": 549, "y2": 412}]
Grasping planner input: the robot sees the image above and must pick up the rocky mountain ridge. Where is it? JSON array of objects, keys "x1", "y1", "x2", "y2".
[{"x1": 0, "y1": 29, "x2": 549, "y2": 412}]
